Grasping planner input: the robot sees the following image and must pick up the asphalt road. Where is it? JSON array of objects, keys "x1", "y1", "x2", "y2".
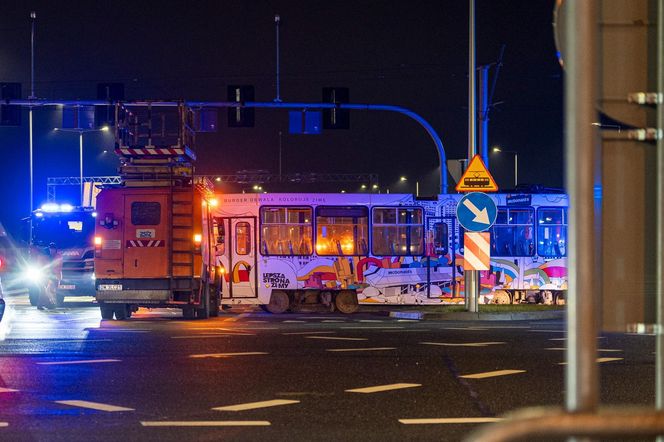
[{"x1": 0, "y1": 293, "x2": 656, "y2": 442}]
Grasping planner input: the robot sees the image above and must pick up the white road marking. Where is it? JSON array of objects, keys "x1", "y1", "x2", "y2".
[
  {"x1": 459, "y1": 370, "x2": 526, "y2": 379},
  {"x1": 346, "y1": 383, "x2": 421, "y2": 393},
  {"x1": 212, "y1": 399, "x2": 299, "y2": 411},
  {"x1": 397, "y1": 319, "x2": 420, "y2": 322},
  {"x1": 341, "y1": 326, "x2": 404, "y2": 330},
  {"x1": 171, "y1": 334, "x2": 249, "y2": 339},
  {"x1": 306, "y1": 336, "x2": 367, "y2": 341},
  {"x1": 190, "y1": 352, "x2": 268, "y2": 358},
  {"x1": 442, "y1": 327, "x2": 489, "y2": 331},
  {"x1": 38, "y1": 359, "x2": 120, "y2": 365},
  {"x1": 421, "y1": 341, "x2": 505, "y2": 347},
  {"x1": 0, "y1": 388, "x2": 18, "y2": 393},
  {"x1": 399, "y1": 417, "x2": 504, "y2": 424},
  {"x1": 0, "y1": 422, "x2": 7, "y2": 427},
  {"x1": 559, "y1": 357, "x2": 623, "y2": 365},
  {"x1": 283, "y1": 320, "x2": 307, "y2": 323},
  {"x1": 55, "y1": 400, "x2": 134, "y2": 412},
  {"x1": 327, "y1": 347, "x2": 396, "y2": 352},
  {"x1": 282, "y1": 331, "x2": 336, "y2": 335},
  {"x1": 546, "y1": 348, "x2": 622, "y2": 352},
  {"x1": 141, "y1": 421, "x2": 271, "y2": 427},
  {"x1": 321, "y1": 320, "x2": 346, "y2": 323}
]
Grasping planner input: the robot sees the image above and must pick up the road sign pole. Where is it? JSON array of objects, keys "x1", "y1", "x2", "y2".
[{"x1": 466, "y1": 0, "x2": 479, "y2": 312}]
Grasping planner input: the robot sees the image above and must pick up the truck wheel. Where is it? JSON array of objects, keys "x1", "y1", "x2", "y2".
[
  {"x1": 265, "y1": 290, "x2": 289, "y2": 314},
  {"x1": 334, "y1": 290, "x2": 358, "y2": 314},
  {"x1": 113, "y1": 304, "x2": 128, "y2": 320},
  {"x1": 100, "y1": 303, "x2": 114, "y2": 320},
  {"x1": 28, "y1": 287, "x2": 41, "y2": 306},
  {"x1": 182, "y1": 306, "x2": 196, "y2": 319},
  {"x1": 209, "y1": 289, "x2": 219, "y2": 318}
]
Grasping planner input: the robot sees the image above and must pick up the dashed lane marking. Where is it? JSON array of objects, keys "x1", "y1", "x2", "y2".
[
  {"x1": 141, "y1": 421, "x2": 271, "y2": 427},
  {"x1": 321, "y1": 320, "x2": 346, "y2": 323},
  {"x1": 282, "y1": 331, "x2": 336, "y2": 335},
  {"x1": 459, "y1": 370, "x2": 526, "y2": 379},
  {"x1": 326, "y1": 347, "x2": 396, "y2": 352},
  {"x1": 442, "y1": 327, "x2": 489, "y2": 331},
  {"x1": 421, "y1": 342, "x2": 505, "y2": 347},
  {"x1": 546, "y1": 348, "x2": 622, "y2": 352},
  {"x1": 340, "y1": 326, "x2": 404, "y2": 330},
  {"x1": 358, "y1": 320, "x2": 385, "y2": 323},
  {"x1": 399, "y1": 417, "x2": 504, "y2": 425},
  {"x1": 346, "y1": 383, "x2": 421, "y2": 394},
  {"x1": 550, "y1": 337, "x2": 606, "y2": 341},
  {"x1": 55, "y1": 400, "x2": 134, "y2": 412},
  {"x1": 559, "y1": 357, "x2": 623, "y2": 365},
  {"x1": 283, "y1": 320, "x2": 307, "y2": 323},
  {"x1": 171, "y1": 334, "x2": 254, "y2": 339},
  {"x1": 223, "y1": 314, "x2": 250, "y2": 322},
  {"x1": 305, "y1": 336, "x2": 367, "y2": 341},
  {"x1": 0, "y1": 388, "x2": 18, "y2": 393},
  {"x1": 189, "y1": 352, "x2": 268, "y2": 359},
  {"x1": 212, "y1": 399, "x2": 300, "y2": 411},
  {"x1": 38, "y1": 359, "x2": 121, "y2": 365}
]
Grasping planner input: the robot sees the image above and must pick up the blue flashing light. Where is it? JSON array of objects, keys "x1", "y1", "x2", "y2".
[
  {"x1": 41, "y1": 203, "x2": 60, "y2": 212},
  {"x1": 593, "y1": 185, "x2": 602, "y2": 200},
  {"x1": 35, "y1": 212, "x2": 44, "y2": 218},
  {"x1": 92, "y1": 212, "x2": 98, "y2": 218},
  {"x1": 60, "y1": 204, "x2": 74, "y2": 212}
]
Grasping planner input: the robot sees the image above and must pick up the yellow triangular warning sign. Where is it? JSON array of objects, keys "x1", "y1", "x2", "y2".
[{"x1": 455, "y1": 154, "x2": 499, "y2": 192}]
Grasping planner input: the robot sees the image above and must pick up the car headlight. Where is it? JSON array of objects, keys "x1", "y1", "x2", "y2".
[{"x1": 22, "y1": 266, "x2": 44, "y2": 283}]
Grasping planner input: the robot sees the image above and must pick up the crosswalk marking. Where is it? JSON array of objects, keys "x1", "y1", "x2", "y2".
[
  {"x1": 346, "y1": 383, "x2": 421, "y2": 393},
  {"x1": 559, "y1": 357, "x2": 623, "y2": 365},
  {"x1": 38, "y1": 359, "x2": 120, "y2": 365},
  {"x1": 421, "y1": 342, "x2": 505, "y2": 347},
  {"x1": 459, "y1": 370, "x2": 526, "y2": 379},
  {"x1": 141, "y1": 421, "x2": 271, "y2": 427},
  {"x1": 0, "y1": 388, "x2": 18, "y2": 393},
  {"x1": 190, "y1": 352, "x2": 268, "y2": 358},
  {"x1": 212, "y1": 399, "x2": 299, "y2": 411},
  {"x1": 55, "y1": 400, "x2": 134, "y2": 412},
  {"x1": 399, "y1": 417, "x2": 504, "y2": 424},
  {"x1": 326, "y1": 347, "x2": 396, "y2": 352},
  {"x1": 306, "y1": 336, "x2": 367, "y2": 341}
]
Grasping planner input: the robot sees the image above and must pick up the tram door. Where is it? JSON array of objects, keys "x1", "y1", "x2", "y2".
[
  {"x1": 223, "y1": 217, "x2": 258, "y2": 298},
  {"x1": 426, "y1": 216, "x2": 457, "y2": 295}
]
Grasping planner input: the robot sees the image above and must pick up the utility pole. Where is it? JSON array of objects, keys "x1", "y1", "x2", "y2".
[
  {"x1": 274, "y1": 14, "x2": 282, "y2": 102},
  {"x1": 465, "y1": 0, "x2": 479, "y2": 313}
]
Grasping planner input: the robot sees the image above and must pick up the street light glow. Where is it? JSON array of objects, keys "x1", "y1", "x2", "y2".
[
  {"x1": 101, "y1": 126, "x2": 110, "y2": 132},
  {"x1": 400, "y1": 176, "x2": 407, "y2": 182},
  {"x1": 492, "y1": 146, "x2": 502, "y2": 153}
]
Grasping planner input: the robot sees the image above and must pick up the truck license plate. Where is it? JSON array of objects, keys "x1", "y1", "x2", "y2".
[
  {"x1": 58, "y1": 284, "x2": 75, "y2": 290},
  {"x1": 99, "y1": 284, "x2": 122, "y2": 291}
]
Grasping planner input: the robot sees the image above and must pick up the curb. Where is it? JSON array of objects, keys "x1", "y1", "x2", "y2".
[{"x1": 389, "y1": 310, "x2": 565, "y2": 321}]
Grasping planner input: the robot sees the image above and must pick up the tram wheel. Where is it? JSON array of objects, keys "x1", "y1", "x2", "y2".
[
  {"x1": 335, "y1": 290, "x2": 358, "y2": 314},
  {"x1": 265, "y1": 290, "x2": 289, "y2": 314}
]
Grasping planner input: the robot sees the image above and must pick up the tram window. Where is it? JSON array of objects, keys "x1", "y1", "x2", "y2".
[
  {"x1": 213, "y1": 217, "x2": 225, "y2": 254},
  {"x1": 260, "y1": 207, "x2": 312, "y2": 256},
  {"x1": 371, "y1": 207, "x2": 424, "y2": 256},
  {"x1": 316, "y1": 206, "x2": 368, "y2": 256},
  {"x1": 433, "y1": 222, "x2": 448, "y2": 255},
  {"x1": 235, "y1": 222, "x2": 251, "y2": 256},
  {"x1": 490, "y1": 207, "x2": 535, "y2": 257},
  {"x1": 537, "y1": 207, "x2": 567, "y2": 257}
]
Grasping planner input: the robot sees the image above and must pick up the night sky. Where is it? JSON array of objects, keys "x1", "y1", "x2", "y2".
[{"x1": 0, "y1": 0, "x2": 563, "y2": 237}]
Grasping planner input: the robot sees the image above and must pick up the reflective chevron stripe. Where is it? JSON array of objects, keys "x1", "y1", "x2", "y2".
[
  {"x1": 463, "y1": 232, "x2": 490, "y2": 270},
  {"x1": 126, "y1": 240, "x2": 165, "y2": 248}
]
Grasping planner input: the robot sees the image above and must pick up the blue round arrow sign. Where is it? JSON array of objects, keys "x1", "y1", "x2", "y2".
[{"x1": 456, "y1": 192, "x2": 498, "y2": 232}]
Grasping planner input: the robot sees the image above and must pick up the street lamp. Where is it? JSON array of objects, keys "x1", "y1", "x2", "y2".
[
  {"x1": 398, "y1": 176, "x2": 419, "y2": 196},
  {"x1": 54, "y1": 126, "x2": 109, "y2": 205},
  {"x1": 492, "y1": 146, "x2": 518, "y2": 188}
]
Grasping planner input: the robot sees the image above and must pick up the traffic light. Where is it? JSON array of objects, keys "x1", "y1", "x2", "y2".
[
  {"x1": 0, "y1": 82, "x2": 21, "y2": 126},
  {"x1": 95, "y1": 82, "x2": 124, "y2": 127},
  {"x1": 227, "y1": 85, "x2": 255, "y2": 127},
  {"x1": 322, "y1": 87, "x2": 349, "y2": 129}
]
